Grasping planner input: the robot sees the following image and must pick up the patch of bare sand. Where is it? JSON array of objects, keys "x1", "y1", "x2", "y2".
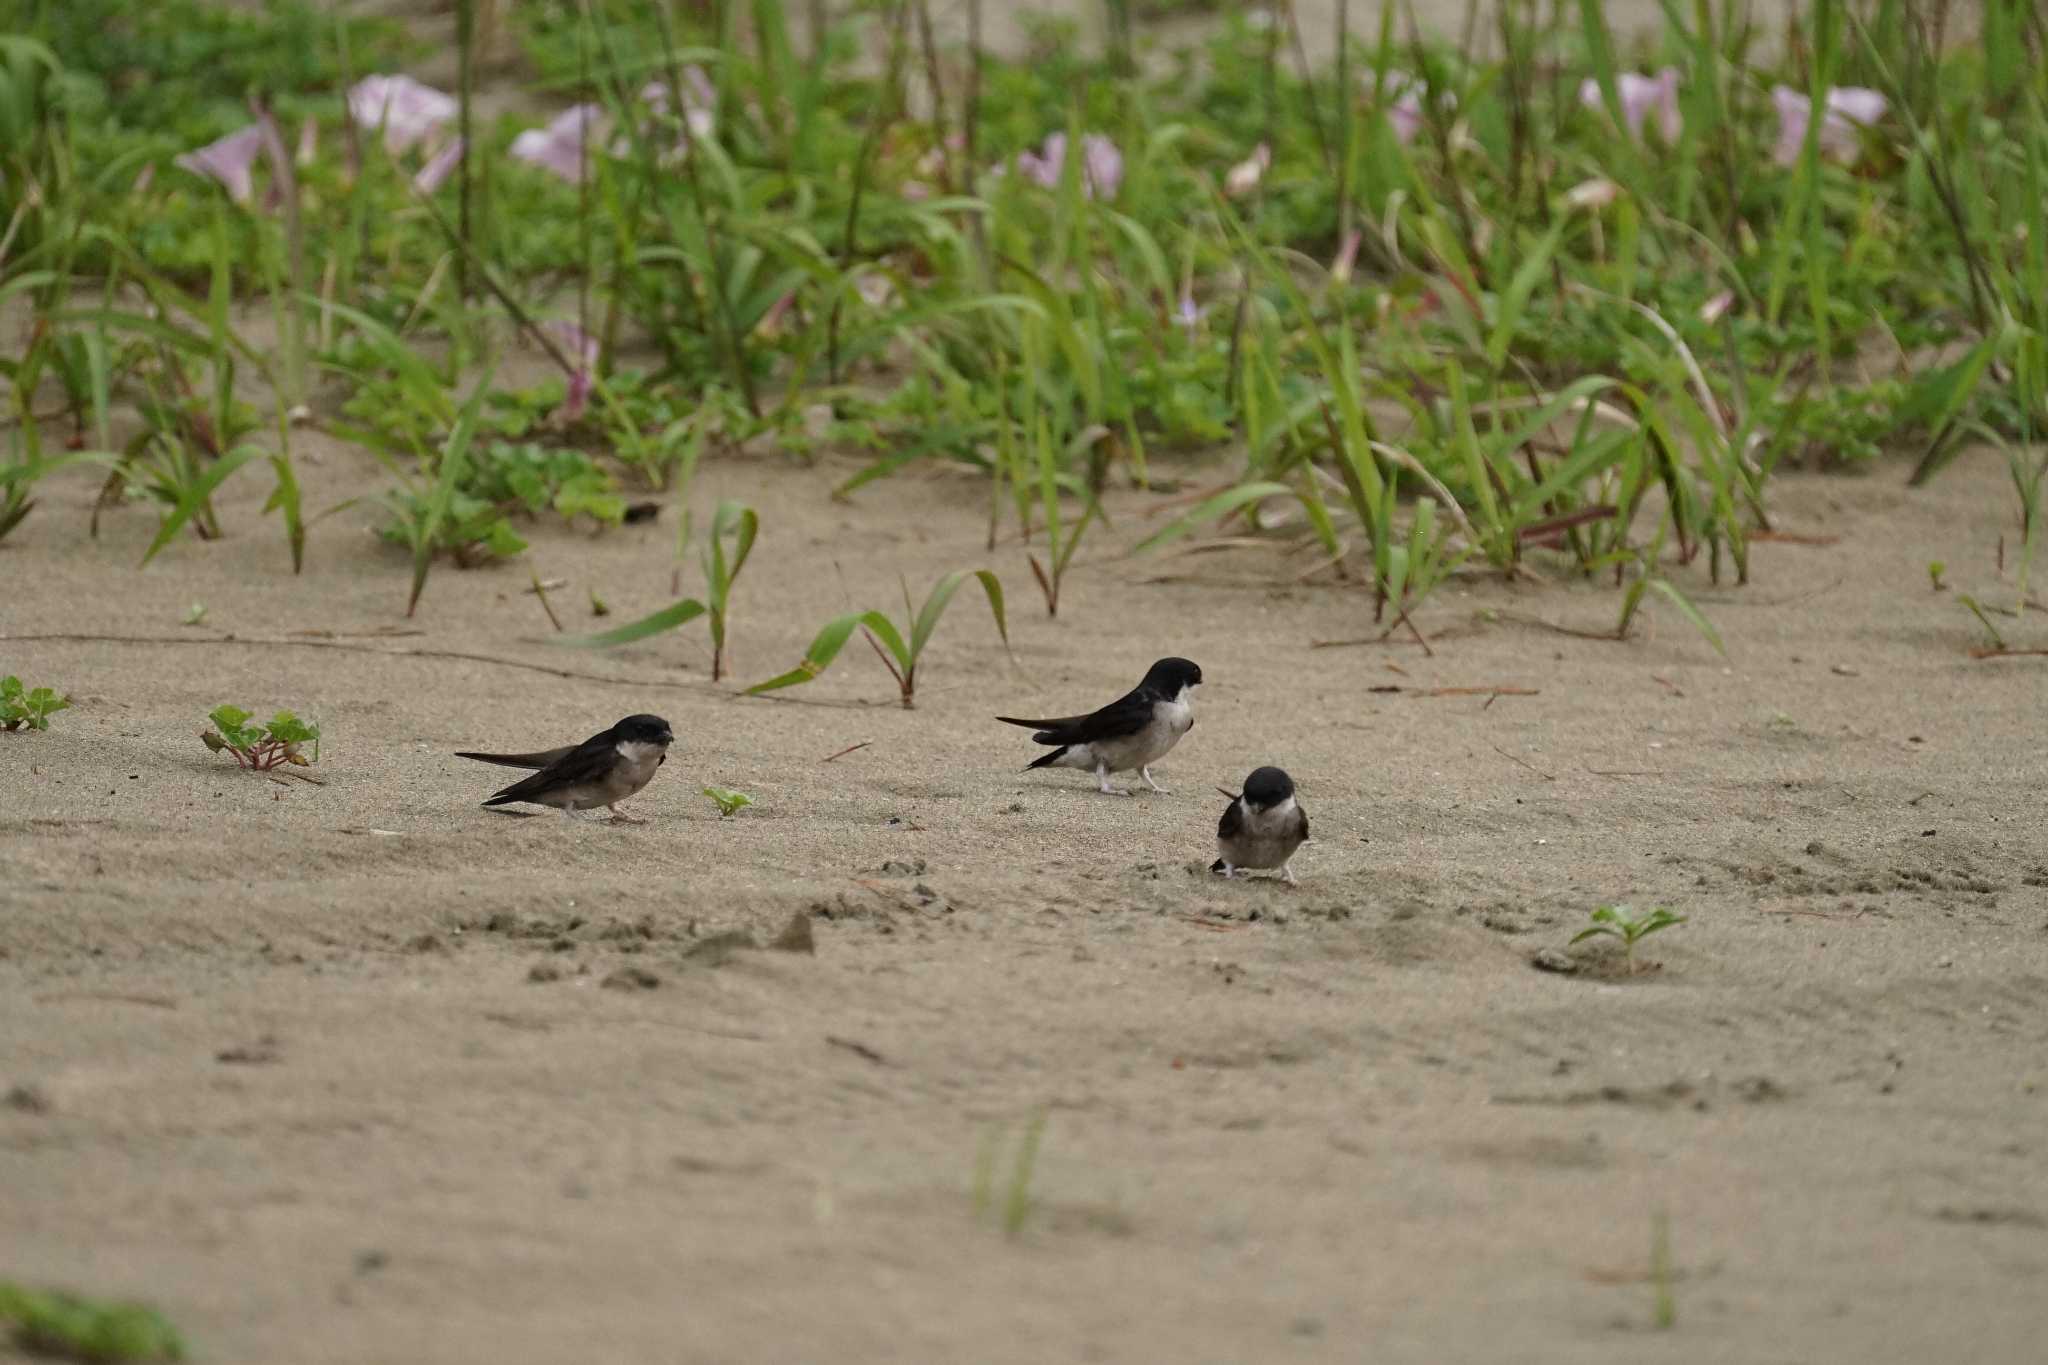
[{"x1": 3, "y1": 428, "x2": 2046, "y2": 1362}]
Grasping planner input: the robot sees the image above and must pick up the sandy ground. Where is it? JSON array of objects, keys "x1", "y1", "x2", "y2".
[
  {"x1": 6, "y1": 4, "x2": 2045, "y2": 1362},
  {"x1": 4, "y1": 414, "x2": 2047, "y2": 1363}
]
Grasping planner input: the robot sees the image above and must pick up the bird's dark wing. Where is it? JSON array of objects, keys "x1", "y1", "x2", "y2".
[
  {"x1": 1290, "y1": 805, "x2": 1309, "y2": 842},
  {"x1": 454, "y1": 744, "x2": 579, "y2": 771},
  {"x1": 483, "y1": 735, "x2": 619, "y2": 803},
  {"x1": 1217, "y1": 797, "x2": 1245, "y2": 841},
  {"x1": 997, "y1": 685, "x2": 1155, "y2": 746}
]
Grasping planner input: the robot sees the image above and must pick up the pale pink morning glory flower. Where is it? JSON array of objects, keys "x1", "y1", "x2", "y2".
[
  {"x1": 175, "y1": 125, "x2": 265, "y2": 204},
  {"x1": 413, "y1": 137, "x2": 465, "y2": 195},
  {"x1": 1007, "y1": 132, "x2": 1123, "y2": 200},
  {"x1": 347, "y1": 74, "x2": 457, "y2": 156},
  {"x1": 511, "y1": 105, "x2": 606, "y2": 183},
  {"x1": 1579, "y1": 67, "x2": 1683, "y2": 143},
  {"x1": 1224, "y1": 142, "x2": 1271, "y2": 198},
  {"x1": 1771, "y1": 85, "x2": 1888, "y2": 166}
]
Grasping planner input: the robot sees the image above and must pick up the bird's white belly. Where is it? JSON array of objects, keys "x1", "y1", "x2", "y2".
[{"x1": 1067, "y1": 696, "x2": 1192, "y2": 773}]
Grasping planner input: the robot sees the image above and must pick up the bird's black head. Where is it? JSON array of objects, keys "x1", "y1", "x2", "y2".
[
  {"x1": 616, "y1": 714, "x2": 675, "y2": 747},
  {"x1": 1141, "y1": 657, "x2": 1203, "y2": 695},
  {"x1": 1241, "y1": 766, "x2": 1294, "y2": 808}
]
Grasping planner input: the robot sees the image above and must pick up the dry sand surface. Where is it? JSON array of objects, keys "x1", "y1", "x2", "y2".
[{"x1": 4, "y1": 428, "x2": 2047, "y2": 1363}]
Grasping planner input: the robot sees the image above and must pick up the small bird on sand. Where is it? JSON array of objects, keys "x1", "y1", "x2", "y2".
[
  {"x1": 996, "y1": 657, "x2": 1201, "y2": 795},
  {"x1": 1212, "y1": 766, "x2": 1308, "y2": 884},
  {"x1": 456, "y1": 714, "x2": 675, "y2": 822}
]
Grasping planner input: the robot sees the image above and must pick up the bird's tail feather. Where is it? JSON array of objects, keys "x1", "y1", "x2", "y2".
[{"x1": 1024, "y1": 746, "x2": 1069, "y2": 772}]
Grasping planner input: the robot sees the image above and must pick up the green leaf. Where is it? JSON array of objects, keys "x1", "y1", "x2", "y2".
[
  {"x1": 746, "y1": 610, "x2": 905, "y2": 694},
  {"x1": 702, "y1": 786, "x2": 755, "y2": 817},
  {"x1": 553, "y1": 598, "x2": 708, "y2": 650},
  {"x1": 410, "y1": 365, "x2": 497, "y2": 617},
  {"x1": 1132, "y1": 481, "x2": 1296, "y2": 555},
  {"x1": 137, "y1": 444, "x2": 263, "y2": 567},
  {"x1": 909, "y1": 568, "x2": 1008, "y2": 664},
  {"x1": 1645, "y1": 578, "x2": 1726, "y2": 657}
]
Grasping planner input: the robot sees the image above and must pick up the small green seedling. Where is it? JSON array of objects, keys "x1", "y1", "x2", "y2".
[
  {"x1": 1, "y1": 676, "x2": 70, "y2": 731},
  {"x1": 1927, "y1": 560, "x2": 1947, "y2": 592},
  {"x1": 201, "y1": 706, "x2": 320, "y2": 772},
  {"x1": 1571, "y1": 904, "x2": 1686, "y2": 975},
  {"x1": 971, "y1": 1110, "x2": 1048, "y2": 1239},
  {"x1": 0, "y1": 1280, "x2": 186, "y2": 1362},
  {"x1": 554, "y1": 499, "x2": 757, "y2": 681},
  {"x1": 1957, "y1": 594, "x2": 2007, "y2": 652},
  {"x1": 747, "y1": 568, "x2": 1009, "y2": 708},
  {"x1": 702, "y1": 786, "x2": 755, "y2": 818},
  {"x1": 181, "y1": 602, "x2": 208, "y2": 626}
]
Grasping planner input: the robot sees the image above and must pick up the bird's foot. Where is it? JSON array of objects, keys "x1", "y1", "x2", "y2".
[
  {"x1": 1280, "y1": 863, "x2": 1298, "y2": 886},
  {"x1": 607, "y1": 807, "x2": 648, "y2": 826},
  {"x1": 1213, "y1": 863, "x2": 1240, "y2": 879},
  {"x1": 1139, "y1": 767, "x2": 1171, "y2": 795}
]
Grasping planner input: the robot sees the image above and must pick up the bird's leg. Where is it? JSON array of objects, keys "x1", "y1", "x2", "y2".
[
  {"x1": 1213, "y1": 862, "x2": 1238, "y2": 878},
  {"x1": 1280, "y1": 860, "x2": 1298, "y2": 886},
  {"x1": 607, "y1": 803, "x2": 647, "y2": 826},
  {"x1": 561, "y1": 806, "x2": 590, "y2": 822},
  {"x1": 1095, "y1": 761, "x2": 1127, "y2": 796},
  {"x1": 1140, "y1": 766, "x2": 1169, "y2": 795}
]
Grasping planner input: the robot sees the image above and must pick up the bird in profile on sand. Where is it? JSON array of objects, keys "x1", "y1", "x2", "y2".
[
  {"x1": 996, "y1": 657, "x2": 1201, "y2": 795},
  {"x1": 456, "y1": 714, "x2": 675, "y2": 822},
  {"x1": 1212, "y1": 766, "x2": 1308, "y2": 884}
]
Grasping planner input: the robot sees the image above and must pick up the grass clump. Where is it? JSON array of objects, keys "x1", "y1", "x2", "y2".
[{"x1": 0, "y1": 1280, "x2": 186, "y2": 1363}]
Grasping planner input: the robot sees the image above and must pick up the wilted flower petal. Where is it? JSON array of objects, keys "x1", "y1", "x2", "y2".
[
  {"x1": 637, "y1": 69, "x2": 717, "y2": 143},
  {"x1": 1224, "y1": 142, "x2": 1271, "y2": 198},
  {"x1": 413, "y1": 137, "x2": 464, "y2": 194},
  {"x1": 1699, "y1": 289, "x2": 1735, "y2": 324},
  {"x1": 512, "y1": 105, "x2": 606, "y2": 183},
  {"x1": 175, "y1": 125, "x2": 265, "y2": 205},
  {"x1": 1330, "y1": 227, "x2": 1362, "y2": 285},
  {"x1": 1772, "y1": 85, "x2": 1887, "y2": 166},
  {"x1": 1581, "y1": 67, "x2": 1683, "y2": 143},
  {"x1": 542, "y1": 321, "x2": 600, "y2": 423},
  {"x1": 347, "y1": 74, "x2": 457, "y2": 156},
  {"x1": 1564, "y1": 177, "x2": 1621, "y2": 210}
]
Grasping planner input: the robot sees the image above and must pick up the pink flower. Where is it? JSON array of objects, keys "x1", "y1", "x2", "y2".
[
  {"x1": 1174, "y1": 287, "x2": 1206, "y2": 337},
  {"x1": 1771, "y1": 85, "x2": 1888, "y2": 166},
  {"x1": 175, "y1": 126, "x2": 265, "y2": 204},
  {"x1": 512, "y1": 105, "x2": 605, "y2": 183},
  {"x1": 413, "y1": 137, "x2": 465, "y2": 194},
  {"x1": 1368, "y1": 72, "x2": 1428, "y2": 145},
  {"x1": 1224, "y1": 142, "x2": 1271, "y2": 198},
  {"x1": 1699, "y1": 290, "x2": 1735, "y2": 324},
  {"x1": 347, "y1": 74, "x2": 457, "y2": 156},
  {"x1": 1006, "y1": 132, "x2": 1122, "y2": 199},
  {"x1": 637, "y1": 69, "x2": 716, "y2": 141},
  {"x1": 1579, "y1": 67, "x2": 1682, "y2": 143}
]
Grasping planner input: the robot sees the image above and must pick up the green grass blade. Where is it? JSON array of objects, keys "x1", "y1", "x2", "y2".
[
  {"x1": 1646, "y1": 578, "x2": 1726, "y2": 656},
  {"x1": 552, "y1": 598, "x2": 708, "y2": 649},
  {"x1": 408, "y1": 364, "x2": 496, "y2": 617},
  {"x1": 746, "y1": 610, "x2": 907, "y2": 694},
  {"x1": 138, "y1": 444, "x2": 263, "y2": 567}
]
